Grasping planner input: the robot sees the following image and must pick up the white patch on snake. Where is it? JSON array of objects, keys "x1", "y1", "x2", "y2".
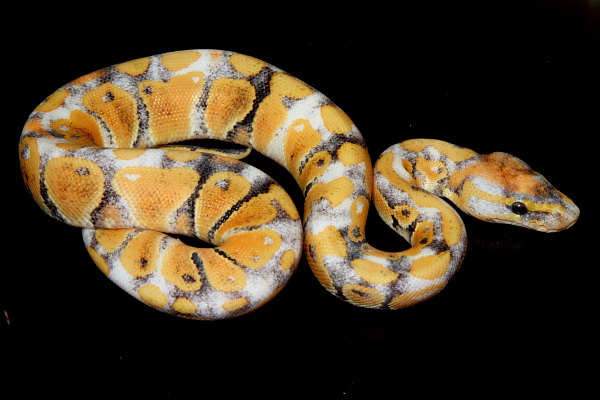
[
  {"x1": 21, "y1": 144, "x2": 30, "y2": 160},
  {"x1": 215, "y1": 179, "x2": 230, "y2": 190},
  {"x1": 469, "y1": 197, "x2": 509, "y2": 217},
  {"x1": 470, "y1": 176, "x2": 505, "y2": 197},
  {"x1": 238, "y1": 164, "x2": 266, "y2": 184},
  {"x1": 167, "y1": 51, "x2": 207, "y2": 77},
  {"x1": 390, "y1": 146, "x2": 413, "y2": 182},
  {"x1": 324, "y1": 255, "x2": 361, "y2": 286},
  {"x1": 355, "y1": 201, "x2": 364, "y2": 214},
  {"x1": 124, "y1": 174, "x2": 141, "y2": 181},
  {"x1": 305, "y1": 198, "x2": 351, "y2": 234}
]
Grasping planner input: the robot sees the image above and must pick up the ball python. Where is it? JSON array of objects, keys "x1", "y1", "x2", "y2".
[{"x1": 19, "y1": 49, "x2": 580, "y2": 320}]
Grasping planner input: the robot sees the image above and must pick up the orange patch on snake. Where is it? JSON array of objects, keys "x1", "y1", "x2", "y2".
[
  {"x1": 44, "y1": 156, "x2": 105, "y2": 225},
  {"x1": 305, "y1": 176, "x2": 354, "y2": 211},
  {"x1": 138, "y1": 284, "x2": 168, "y2": 309},
  {"x1": 270, "y1": 72, "x2": 313, "y2": 98},
  {"x1": 219, "y1": 229, "x2": 282, "y2": 269},
  {"x1": 82, "y1": 82, "x2": 138, "y2": 148},
  {"x1": 116, "y1": 57, "x2": 151, "y2": 76},
  {"x1": 252, "y1": 94, "x2": 288, "y2": 153},
  {"x1": 139, "y1": 72, "x2": 205, "y2": 145},
  {"x1": 120, "y1": 231, "x2": 163, "y2": 278},
  {"x1": 161, "y1": 242, "x2": 203, "y2": 292},
  {"x1": 284, "y1": 119, "x2": 322, "y2": 180},
  {"x1": 50, "y1": 109, "x2": 104, "y2": 146},
  {"x1": 320, "y1": 104, "x2": 354, "y2": 135},
  {"x1": 299, "y1": 151, "x2": 332, "y2": 190},
  {"x1": 173, "y1": 297, "x2": 198, "y2": 315},
  {"x1": 222, "y1": 297, "x2": 249, "y2": 312},
  {"x1": 194, "y1": 171, "x2": 251, "y2": 241},
  {"x1": 229, "y1": 53, "x2": 266, "y2": 76},
  {"x1": 279, "y1": 250, "x2": 297, "y2": 271},
  {"x1": 388, "y1": 282, "x2": 447, "y2": 309},
  {"x1": 113, "y1": 166, "x2": 199, "y2": 230},
  {"x1": 351, "y1": 258, "x2": 399, "y2": 285},
  {"x1": 409, "y1": 251, "x2": 451, "y2": 280},
  {"x1": 214, "y1": 187, "x2": 280, "y2": 242},
  {"x1": 19, "y1": 137, "x2": 48, "y2": 214},
  {"x1": 305, "y1": 225, "x2": 348, "y2": 292},
  {"x1": 87, "y1": 247, "x2": 110, "y2": 275},
  {"x1": 341, "y1": 284, "x2": 385, "y2": 308},
  {"x1": 197, "y1": 249, "x2": 246, "y2": 292},
  {"x1": 161, "y1": 50, "x2": 202, "y2": 71},
  {"x1": 94, "y1": 229, "x2": 130, "y2": 253},
  {"x1": 349, "y1": 196, "x2": 369, "y2": 242},
  {"x1": 205, "y1": 78, "x2": 255, "y2": 139}
]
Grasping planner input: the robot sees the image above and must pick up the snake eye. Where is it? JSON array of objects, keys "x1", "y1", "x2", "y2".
[{"x1": 511, "y1": 201, "x2": 528, "y2": 215}]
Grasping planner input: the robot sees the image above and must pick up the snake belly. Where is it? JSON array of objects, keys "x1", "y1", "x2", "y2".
[{"x1": 19, "y1": 50, "x2": 578, "y2": 319}]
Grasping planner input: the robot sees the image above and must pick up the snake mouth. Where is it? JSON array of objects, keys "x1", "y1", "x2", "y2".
[{"x1": 529, "y1": 205, "x2": 580, "y2": 233}]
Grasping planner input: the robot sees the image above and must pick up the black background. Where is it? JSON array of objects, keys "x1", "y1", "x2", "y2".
[{"x1": 2, "y1": 2, "x2": 597, "y2": 398}]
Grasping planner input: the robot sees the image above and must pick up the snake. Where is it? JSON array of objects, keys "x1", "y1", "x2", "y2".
[{"x1": 18, "y1": 50, "x2": 580, "y2": 320}]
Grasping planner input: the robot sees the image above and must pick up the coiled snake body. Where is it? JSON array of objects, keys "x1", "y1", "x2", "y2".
[{"x1": 19, "y1": 50, "x2": 579, "y2": 319}]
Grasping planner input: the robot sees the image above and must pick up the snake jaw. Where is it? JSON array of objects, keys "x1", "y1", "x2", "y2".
[{"x1": 530, "y1": 200, "x2": 580, "y2": 233}]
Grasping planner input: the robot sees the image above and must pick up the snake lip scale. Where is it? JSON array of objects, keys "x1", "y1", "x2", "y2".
[{"x1": 18, "y1": 49, "x2": 580, "y2": 320}]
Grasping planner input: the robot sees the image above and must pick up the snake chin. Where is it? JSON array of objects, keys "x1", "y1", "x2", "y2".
[{"x1": 510, "y1": 206, "x2": 579, "y2": 233}]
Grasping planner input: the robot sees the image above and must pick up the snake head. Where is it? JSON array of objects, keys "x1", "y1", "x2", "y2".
[{"x1": 447, "y1": 152, "x2": 580, "y2": 232}]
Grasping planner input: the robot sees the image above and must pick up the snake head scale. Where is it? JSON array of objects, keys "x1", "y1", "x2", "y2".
[{"x1": 445, "y1": 151, "x2": 580, "y2": 233}]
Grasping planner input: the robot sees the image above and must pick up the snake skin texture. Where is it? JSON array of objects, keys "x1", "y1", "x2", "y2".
[{"x1": 18, "y1": 50, "x2": 579, "y2": 319}]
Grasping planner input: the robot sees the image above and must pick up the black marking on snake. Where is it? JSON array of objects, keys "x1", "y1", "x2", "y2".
[
  {"x1": 132, "y1": 97, "x2": 150, "y2": 148},
  {"x1": 349, "y1": 287, "x2": 379, "y2": 299},
  {"x1": 206, "y1": 177, "x2": 274, "y2": 243},
  {"x1": 20, "y1": 143, "x2": 30, "y2": 160},
  {"x1": 102, "y1": 91, "x2": 115, "y2": 103},
  {"x1": 307, "y1": 243, "x2": 317, "y2": 264},
  {"x1": 75, "y1": 167, "x2": 90, "y2": 175},
  {"x1": 226, "y1": 67, "x2": 275, "y2": 142},
  {"x1": 183, "y1": 153, "x2": 236, "y2": 240},
  {"x1": 406, "y1": 220, "x2": 418, "y2": 237},
  {"x1": 191, "y1": 252, "x2": 203, "y2": 269},
  {"x1": 190, "y1": 252, "x2": 211, "y2": 289},
  {"x1": 181, "y1": 274, "x2": 197, "y2": 283},
  {"x1": 214, "y1": 248, "x2": 247, "y2": 269},
  {"x1": 301, "y1": 144, "x2": 353, "y2": 197},
  {"x1": 299, "y1": 134, "x2": 363, "y2": 175},
  {"x1": 428, "y1": 239, "x2": 450, "y2": 255},
  {"x1": 37, "y1": 168, "x2": 63, "y2": 222},
  {"x1": 90, "y1": 184, "x2": 122, "y2": 227}
]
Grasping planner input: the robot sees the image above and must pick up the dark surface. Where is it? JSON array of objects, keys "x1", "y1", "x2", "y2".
[{"x1": 2, "y1": 2, "x2": 597, "y2": 398}]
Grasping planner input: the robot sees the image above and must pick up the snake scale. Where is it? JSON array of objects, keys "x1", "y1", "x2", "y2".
[{"x1": 19, "y1": 50, "x2": 580, "y2": 320}]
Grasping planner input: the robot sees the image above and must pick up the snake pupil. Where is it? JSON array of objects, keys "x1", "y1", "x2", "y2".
[{"x1": 511, "y1": 201, "x2": 528, "y2": 215}]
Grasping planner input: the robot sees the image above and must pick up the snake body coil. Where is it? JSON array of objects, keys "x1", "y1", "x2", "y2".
[{"x1": 19, "y1": 50, "x2": 579, "y2": 319}]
